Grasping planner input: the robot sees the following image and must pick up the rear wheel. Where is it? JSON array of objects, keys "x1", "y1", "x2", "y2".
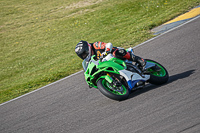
[
  {"x1": 146, "y1": 59, "x2": 169, "y2": 85},
  {"x1": 97, "y1": 78, "x2": 129, "y2": 101}
]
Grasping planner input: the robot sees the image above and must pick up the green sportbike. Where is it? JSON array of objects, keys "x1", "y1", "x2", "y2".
[{"x1": 82, "y1": 48, "x2": 169, "y2": 101}]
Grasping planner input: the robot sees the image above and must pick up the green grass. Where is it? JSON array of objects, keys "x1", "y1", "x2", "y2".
[{"x1": 0, "y1": 0, "x2": 199, "y2": 103}]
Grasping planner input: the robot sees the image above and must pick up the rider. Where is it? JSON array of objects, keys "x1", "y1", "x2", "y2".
[{"x1": 75, "y1": 40, "x2": 146, "y2": 71}]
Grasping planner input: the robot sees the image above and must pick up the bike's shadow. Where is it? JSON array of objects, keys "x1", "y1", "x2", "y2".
[{"x1": 128, "y1": 70, "x2": 195, "y2": 99}]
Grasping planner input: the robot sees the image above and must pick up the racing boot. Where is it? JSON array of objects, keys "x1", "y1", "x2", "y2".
[{"x1": 129, "y1": 53, "x2": 146, "y2": 72}]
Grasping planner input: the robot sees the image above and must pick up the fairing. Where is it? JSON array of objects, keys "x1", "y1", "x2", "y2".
[{"x1": 83, "y1": 55, "x2": 150, "y2": 90}]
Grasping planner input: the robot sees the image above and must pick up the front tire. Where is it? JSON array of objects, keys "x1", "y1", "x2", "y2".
[
  {"x1": 146, "y1": 59, "x2": 169, "y2": 85},
  {"x1": 97, "y1": 79, "x2": 129, "y2": 101}
]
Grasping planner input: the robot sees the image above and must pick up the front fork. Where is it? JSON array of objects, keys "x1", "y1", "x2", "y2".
[{"x1": 100, "y1": 73, "x2": 122, "y2": 87}]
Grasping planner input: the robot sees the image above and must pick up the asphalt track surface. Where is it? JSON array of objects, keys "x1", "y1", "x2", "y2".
[{"x1": 1, "y1": 17, "x2": 200, "y2": 133}]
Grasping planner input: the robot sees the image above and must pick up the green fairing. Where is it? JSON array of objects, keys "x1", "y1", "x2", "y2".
[
  {"x1": 84, "y1": 55, "x2": 126, "y2": 88},
  {"x1": 97, "y1": 61, "x2": 124, "y2": 70}
]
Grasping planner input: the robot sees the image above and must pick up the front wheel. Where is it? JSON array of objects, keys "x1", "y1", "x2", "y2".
[
  {"x1": 146, "y1": 59, "x2": 169, "y2": 85},
  {"x1": 97, "y1": 79, "x2": 129, "y2": 101}
]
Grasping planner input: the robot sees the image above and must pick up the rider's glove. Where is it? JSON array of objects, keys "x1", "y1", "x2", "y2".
[
  {"x1": 99, "y1": 52, "x2": 107, "y2": 62},
  {"x1": 105, "y1": 43, "x2": 113, "y2": 53}
]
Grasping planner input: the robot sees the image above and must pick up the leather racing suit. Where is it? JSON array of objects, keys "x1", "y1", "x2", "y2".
[{"x1": 89, "y1": 41, "x2": 146, "y2": 69}]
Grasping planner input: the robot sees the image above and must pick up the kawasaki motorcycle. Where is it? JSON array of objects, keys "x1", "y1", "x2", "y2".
[{"x1": 82, "y1": 48, "x2": 169, "y2": 101}]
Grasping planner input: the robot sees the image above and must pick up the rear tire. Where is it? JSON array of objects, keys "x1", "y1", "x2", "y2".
[
  {"x1": 97, "y1": 79, "x2": 129, "y2": 101},
  {"x1": 146, "y1": 59, "x2": 169, "y2": 85}
]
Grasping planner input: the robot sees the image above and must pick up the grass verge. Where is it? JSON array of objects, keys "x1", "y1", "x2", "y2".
[{"x1": 0, "y1": 0, "x2": 199, "y2": 103}]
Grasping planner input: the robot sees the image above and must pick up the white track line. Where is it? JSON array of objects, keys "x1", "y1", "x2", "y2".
[{"x1": 1, "y1": 15, "x2": 199, "y2": 107}]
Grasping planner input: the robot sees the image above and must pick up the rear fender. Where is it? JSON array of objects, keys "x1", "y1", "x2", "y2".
[{"x1": 145, "y1": 61, "x2": 156, "y2": 70}]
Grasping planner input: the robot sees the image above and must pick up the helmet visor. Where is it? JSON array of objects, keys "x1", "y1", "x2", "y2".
[{"x1": 79, "y1": 50, "x2": 89, "y2": 60}]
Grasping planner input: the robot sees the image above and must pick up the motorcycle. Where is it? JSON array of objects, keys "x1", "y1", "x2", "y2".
[{"x1": 82, "y1": 48, "x2": 169, "y2": 101}]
